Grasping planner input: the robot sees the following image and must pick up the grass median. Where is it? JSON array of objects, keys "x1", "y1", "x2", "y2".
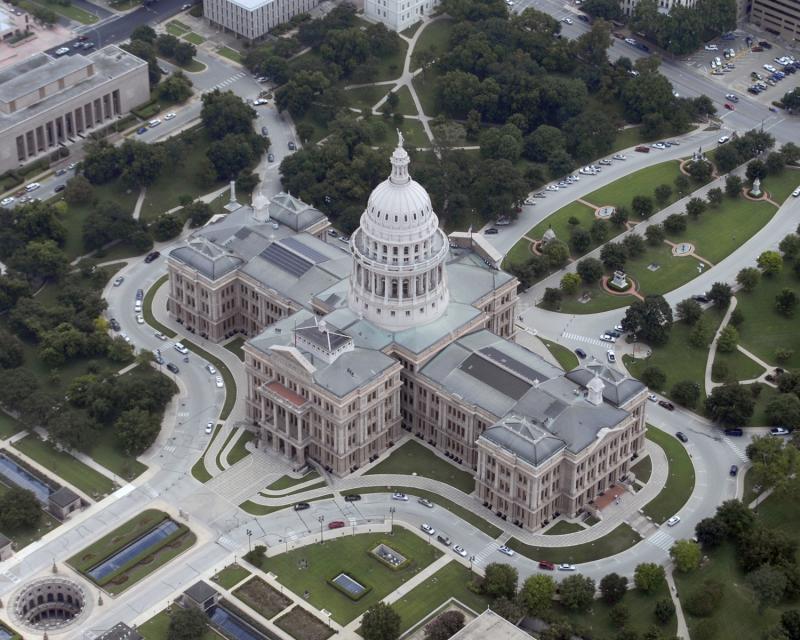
[
  {"x1": 365, "y1": 440, "x2": 475, "y2": 493},
  {"x1": 143, "y1": 275, "x2": 176, "y2": 338},
  {"x1": 641, "y1": 424, "x2": 695, "y2": 524},
  {"x1": 240, "y1": 493, "x2": 334, "y2": 516},
  {"x1": 507, "y1": 523, "x2": 641, "y2": 564},
  {"x1": 190, "y1": 424, "x2": 221, "y2": 483}
]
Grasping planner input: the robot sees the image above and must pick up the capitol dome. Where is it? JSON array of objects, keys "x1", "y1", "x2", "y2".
[{"x1": 347, "y1": 133, "x2": 450, "y2": 331}]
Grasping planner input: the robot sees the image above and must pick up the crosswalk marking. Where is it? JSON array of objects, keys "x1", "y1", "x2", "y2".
[
  {"x1": 163, "y1": 445, "x2": 176, "y2": 454},
  {"x1": 723, "y1": 436, "x2": 749, "y2": 462},
  {"x1": 647, "y1": 530, "x2": 675, "y2": 551},
  {"x1": 471, "y1": 542, "x2": 499, "y2": 566},
  {"x1": 0, "y1": 569, "x2": 20, "y2": 583},
  {"x1": 561, "y1": 332, "x2": 605, "y2": 347},
  {"x1": 203, "y1": 72, "x2": 247, "y2": 95},
  {"x1": 218, "y1": 535, "x2": 237, "y2": 550}
]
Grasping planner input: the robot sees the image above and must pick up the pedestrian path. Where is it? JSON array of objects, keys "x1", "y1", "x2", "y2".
[
  {"x1": 472, "y1": 541, "x2": 500, "y2": 566},
  {"x1": 206, "y1": 448, "x2": 293, "y2": 504},
  {"x1": 561, "y1": 331, "x2": 606, "y2": 347},
  {"x1": 723, "y1": 435, "x2": 749, "y2": 462},
  {"x1": 647, "y1": 529, "x2": 675, "y2": 552}
]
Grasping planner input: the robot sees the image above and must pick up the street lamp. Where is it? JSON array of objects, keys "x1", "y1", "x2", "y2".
[
  {"x1": 318, "y1": 515, "x2": 325, "y2": 543},
  {"x1": 246, "y1": 528, "x2": 253, "y2": 553},
  {"x1": 389, "y1": 507, "x2": 396, "y2": 534},
  {"x1": 469, "y1": 555, "x2": 475, "y2": 571}
]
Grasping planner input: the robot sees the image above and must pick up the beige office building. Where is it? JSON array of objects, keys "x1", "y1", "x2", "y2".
[
  {"x1": 750, "y1": 0, "x2": 800, "y2": 42},
  {"x1": 0, "y1": 46, "x2": 149, "y2": 175},
  {"x1": 203, "y1": 0, "x2": 318, "y2": 42}
]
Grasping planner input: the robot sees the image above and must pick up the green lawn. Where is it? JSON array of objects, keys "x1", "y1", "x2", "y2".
[
  {"x1": 584, "y1": 160, "x2": 685, "y2": 213},
  {"x1": 357, "y1": 18, "x2": 407, "y2": 80},
  {"x1": 665, "y1": 196, "x2": 777, "y2": 264},
  {"x1": 191, "y1": 424, "x2": 221, "y2": 483},
  {"x1": 630, "y1": 245, "x2": 710, "y2": 295},
  {"x1": 166, "y1": 21, "x2": 189, "y2": 36},
  {"x1": 37, "y1": 0, "x2": 98, "y2": 23},
  {"x1": 397, "y1": 118, "x2": 430, "y2": 148},
  {"x1": 735, "y1": 271, "x2": 800, "y2": 369},
  {"x1": 240, "y1": 493, "x2": 334, "y2": 516},
  {"x1": 543, "y1": 520, "x2": 585, "y2": 535},
  {"x1": 507, "y1": 523, "x2": 642, "y2": 563},
  {"x1": 412, "y1": 66, "x2": 442, "y2": 117},
  {"x1": 87, "y1": 427, "x2": 148, "y2": 481},
  {"x1": 528, "y1": 201, "x2": 597, "y2": 247},
  {"x1": 749, "y1": 383, "x2": 780, "y2": 427},
  {"x1": 181, "y1": 338, "x2": 237, "y2": 420},
  {"x1": 264, "y1": 471, "x2": 321, "y2": 491},
  {"x1": 539, "y1": 338, "x2": 579, "y2": 371},
  {"x1": 183, "y1": 32, "x2": 205, "y2": 45},
  {"x1": 139, "y1": 610, "x2": 220, "y2": 640},
  {"x1": 641, "y1": 425, "x2": 695, "y2": 524},
  {"x1": 259, "y1": 529, "x2": 441, "y2": 624},
  {"x1": 394, "y1": 85, "x2": 418, "y2": 116},
  {"x1": 557, "y1": 285, "x2": 638, "y2": 315},
  {"x1": 392, "y1": 561, "x2": 491, "y2": 633},
  {"x1": 630, "y1": 455, "x2": 652, "y2": 484},
  {"x1": 624, "y1": 308, "x2": 726, "y2": 406},
  {"x1": 226, "y1": 430, "x2": 254, "y2": 466},
  {"x1": 216, "y1": 46, "x2": 242, "y2": 64},
  {"x1": 0, "y1": 411, "x2": 24, "y2": 439},
  {"x1": 344, "y1": 85, "x2": 389, "y2": 112},
  {"x1": 216, "y1": 429, "x2": 237, "y2": 470},
  {"x1": 763, "y1": 168, "x2": 800, "y2": 204},
  {"x1": 712, "y1": 347, "x2": 766, "y2": 383},
  {"x1": 213, "y1": 563, "x2": 252, "y2": 590},
  {"x1": 609, "y1": 126, "x2": 646, "y2": 153},
  {"x1": 224, "y1": 336, "x2": 246, "y2": 361},
  {"x1": 341, "y1": 487, "x2": 501, "y2": 538},
  {"x1": 143, "y1": 274, "x2": 177, "y2": 338},
  {"x1": 411, "y1": 19, "x2": 455, "y2": 70},
  {"x1": 293, "y1": 104, "x2": 334, "y2": 144},
  {"x1": 0, "y1": 481, "x2": 60, "y2": 549},
  {"x1": 12, "y1": 435, "x2": 116, "y2": 498},
  {"x1": 365, "y1": 440, "x2": 474, "y2": 492},
  {"x1": 503, "y1": 237, "x2": 534, "y2": 268}
]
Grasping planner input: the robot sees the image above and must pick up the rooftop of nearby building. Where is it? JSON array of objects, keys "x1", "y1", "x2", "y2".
[
  {"x1": 269, "y1": 192, "x2": 327, "y2": 231},
  {"x1": 566, "y1": 362, "x2": 646, "y2": 406},
  {"x1": 183, "y1": 580, "x2": 219, "y2": 604},
  {"x1": 96, "y1": 622, "x2": 144, "y2": 640},
  {"x1": 49, "y1": 485, "x2": 80, "y2": 508},
  {"x1": 217, "y1": 0, "x2": 283, "y2": 13},
  {"x1": 449, "y1": 609, "x2": 533, "y2": 640}
]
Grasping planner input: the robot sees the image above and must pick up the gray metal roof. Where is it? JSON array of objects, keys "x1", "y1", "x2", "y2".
[
  {"x1": 296, "y1": 317, "x2": 351, "y2": 351},
  {"x1": 269, "y1": 192, "x2": 326, "y2": 231},
  {"x1": 183, "y1": 580, "x2": 218, "y2": 604},
  {"x1": 49, "y1": 486, "x2": 80, "y2": 508},
  {"x1": 171, "y1": 237, "x2": 244, "y2": 280},
  {"x1": 96, "y1": 623, "x2": 143, "y2": 640},
  {"x1": 482, "y1": 416, "x2": 567, "y2": 466},
  {"x1": 566, "y1": 363, "x2": 646, "y2": 406},
  {"x1": 447, "y1": 250, "x2": 513, "y2": 305}
]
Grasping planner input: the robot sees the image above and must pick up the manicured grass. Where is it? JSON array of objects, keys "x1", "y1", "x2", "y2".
[
  {"x1": 391, "y1": 561, "x2": 490, "y2": 633},
  {"x1": 553, "y1": 580, "x2": 677, "y2": 638},
  {"x1": 393, "y1": 85, "x2": 418, "y2": 116},
  {"x1": 169, "y1": 19, "x2": 191, "y2": 30},
  {"x1": 507, "y1": 523, "x2": 642, "y2": 563},
  {"x1": 240, "y1": 493, "x2": 334, "y2": 515},
  {"x1": 365, "y1": 440, "x2": 474, "y2": 493},
  {"x1": 264, "y1": 471, "x2": 321, "y2": 491},
  {"x1": 260, "y1": 480, "x2": 327, "y2": 498},
  {"x1": 557, "y1": 284, "x2": 638, "y2": 315},
  {"x1": 226, "y1": 430, "x2": 254, "y2": 466},
  {"x1": 344, "y1": 85, "x2": 389, "y2": 112},
  {"x1": 0, "y1": 411, "x2": 24, "y2": 439},
  {"x1": 217, "y1": 46, "x2": 243, "y2": 64},
  {"x1": 609, "y1": 126, "x2": 646, "y2": 153},
  {"x1": 397, "y1": 118, "x2": 430, "y2": 148},
  {"x1": 37, "y1": 0, "x2": 98, "y2": 23},
  {"x1": 712, "y1": 347, "x2": 766, "y2": 383},
  {"x1": 233, "y1": 575, "x2": 292, "y2": 619},
  {"x1": 166, "y1": 21, "x2": 189, "y2": 36},
  {"x1": 357, "y1": 18, "x2": 407, "y2": 80},
  {"x1": 143, "y1": 275, "x2": 177, "y2": 338},
  {"x1": 181, "y1": 338, "x2": 237, "y2": 420},
  {"x1": 293, "y1": 104, "x2": 333, "y2": 143},
  {"x1": 665, "y1": 195, "x2": 777, "y2": 264},
  {"x1": 259, "y1": 529, "x2": 442, "y2": 624},
  {"x1": 223, "y1": 336, "x2": 246, "y2": 361},
  {"x1": 12, "y1": 435, "x2": 116, "y2": 498},
  {"x1": 87, "y1": 427, "x2": 148, "y2": 481},
  {"x1": 139, "y1": 610, "x2": 219, "y2": 640},
  {"x1": 528, "y1": 201, "x2": 597, "y2": 247},
  {"x1": 628, "y1": 244, "x2": 710, "y2": 295},
  {"x1": 630, "y1": 455, "x2": 652, "y2": 484},
  {"x1": 216, "y1": 429, "x2": 237, "y2": 470},
  {"x1": 735, "y1": 271, "x2": 800, "y2": 369},
  {"x1": 749, "y1": 383, "x2": 780, "y2": 427},
  {"x1": 543, "y1": 520, "x2": 585, "y2": 535},
  {"x1": 763, "y1": 168, "x2": 800, "y2": 204},
  {"x1": 642, "y1": 424, "x2": 695, "y2": 524},
  {"x1": 191, "y1": 424, "x2": 221, "y2": 483},
  {"x1": 213, "y1": 563, "x2": 252, "y2": 590},
  {"x1": 539, "y1": 338, "x2": 579, "y2": 371},
  {"x1": 275, "y1": 606, "x2": 334, "y2": 640},
  {"x1": 0, "y1": 481, "x2": 60, "y2": 549},
  {"x1": 183, "y1": 32, "x2": 205, "y2": 45},
  {"x1": 584, "y1": 160, "x2": 685, "y2": 213},
  {"x1": 411, "y1": 19, "x2": 455, "y2": 70},
  {"x1": 503, "y1": 237, "x2": 534, "y2": 268},
  {"x1": 624, "y1": 308, "x2": 726, "y2": 406},
  {"x1": 412, "y1": 66, "x2": 442, "y2": 117}
]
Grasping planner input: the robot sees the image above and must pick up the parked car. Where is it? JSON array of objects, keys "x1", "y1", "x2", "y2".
[
  {"x1": 392, "y1": 492, "x2": 409, "y2": 501},
  {"x1": 575, "y1": 348, "x2": 587, "y2": 359},
  {"x1": 730, "y1": 464, "x2": 739, "y2": 477},
  {"x1": 174, "y1": 342, "x2": 189, "y2": 355},
  {"x1": 268, "y1": 153, "x2": 275, "y2": 162},
  {"x1": 137, "y1": 127, "x2": 148, "y2": 135},
  {"x1": 54, "y1": 47, "x2": 70, "y2": 56},
  {"x1": 164, "y1": 112, "x2": 176, "y2": 120},
  {"x1": 344, "y1": 494, "x2": 361, "y2": 501},
  {"x1": 166, "y1": 363, "x2": 180, "y2": 373},
  {"x1": 252, "y1": 98, "x2": 268, "y2": 106},
  {"x1": 718, "y1": 135, "x2": 730, "y2": 144},
  {"x1": 658, "y1": 400, "x2": 675, "y2": 411},
  {"x1": 215, "y1": 375, "x2": 224, "y2": 388},
  {"x1": 154, "y1": 331, "x2": 168, "y2": 341},
  {"x1": 25, "y1": 182, "x2": 40, "y2": 192},
  {"x1": 205, "y1": 422, "x2": 214, "y2": 434},
  {"x1": 612, "y1": 154, "x2": 626, "y2": 160},
  {"x1": 328, "y1": 520, "x2": 345, "y2": 529},
  {"x1": 136, "y1": 314, "x2": 145, "y2": 324},
  {"x1": 725, "y1": 93, "x2": 739, "y2": 102},
  {"x1": 418, "y1": 497, "x2": 434, "y2": 508},
  {"x1": 293, "y1": 502, "x2": 310, "y2": 511},
  {"x1": 452, "y1": 544, "x2": 467, "y2": 557},
  {"x1": 667, "y1": 516, "x2": 681, "y2": 526},
  {"x1": 538, "y1": 560, "x2": 556, "y2": 570},
  {"x1": 600, "y1": 334, "x2": 616, "y2": 343},
  {"x1": 635, "y1": 145, "x2": 650, "y2": 153},
  {"x1": 558, "y1": 563, "x2": 577, "y2": 571},
  {"x1": 648, "y1": 393, "x2": 658, "y2": 402},
  {"x1": 421, "y1": 523, "x2": 435, "y2": 535},
  {"x1": 288, "y1": 141, "x2": 296, "y2": 150},
  {"x1": 0, "y1": 197, "x2": 14, "y2": 206},
  {"x1": 109, "y1": 318, "x2": 121, "y2": 331},
  {"x1": 792, "y1": 187, "x2": 800, "y2": 198},
  {"x1": 676, "y1": 432, "x2": 688, "y2": 443},
  {"x1": 206, "y1": 364, "x2": 217, "y2": 375},
  {"x1": 148, "y1": 119, "x2": 161, "y2": 128},
  {"x1": 437, "y1": 534, "x2": 452, "y2": 546},
  {"x1": 606, "y1": 350, "x2": 616, "y2": 363},
  {"x1": 498, "y1": 545, "x2": 515, "y2": 557},
  {"x1": 724, "y1": 428, "x2": 744, "y2": 436},
  {"x1": 485, "y1": 228, "x2": 499, "y2": 235},
  {"x1": 770, "y1": 427, "x2": 790, "y2": 436},
  {"x1": 724, "y1": 103, "x2": 735, "y2": 110}
]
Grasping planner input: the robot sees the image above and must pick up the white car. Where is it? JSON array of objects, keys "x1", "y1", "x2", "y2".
[
  {"x1": 599, "y1": 159, "x2": 612, "y2": 166},
  {"x1": 120, "y1": 333, "x2": 131, "y2": 343},
  {"x1": 651, "y1": 142, "x2": 666, "y2": 150},
  {"x1": 206, "y1": 364, "x2": 217, "y2": 375},
  {"x1": 418, "y1": 497, "x2": 434, "y2": 508},
  {"x1": 154, "y1": 331, "x2": 168, "y2": 341},
  {"x1": 770, "y1": 427, "x2": 790, "y2": 436},
  {"x1": 607, "y1": 350, "x2": 616, "y2": 363},
  {"x1": 113, "y1": 276, "x2": 124, "y2": 287},
  {"x1": 562, "y1": 16, "x2": 573, "y2": 24},
  {"x1": 546, "y1": 185, "x2": 559, "y2": 192},
  {"x1": 648, "y1": 393, "x2": 658, "y2": 402},
  {"x1": 764, "y1": 64, "x2": 777, "y2": 73},
  {"x1": 600, "y1": 334, "x2": 616, "y2": 343},
  {"x1": 718, "y1": 135, "x2": 730, "y2": 144},
  {"x1": 614, "y1": 324, "x2": 623, "y2": 332},
  {"x1": 164, "y1": 112, "x2": 176, "y2": 120},
  {"x1": 666, "y1": 516, "x2": 681, "y2": 527},
  {"x1": 558, "y1": 563, "x2": 577, "y2": 571},
  {"x1": 174, "y1": 342, "x2": 189, "y2": 355},
  {"x1": 392, "y1": 492, "x2": 409, "y2": 501},
  {"x1": 215, "y1": 375, "x2": 224, "y2": 388},
  {"x1": 613, "y1": 154, "x2": 626, "y2": 161},
  {"x1": 54, "y1": 47, "x2": 70, "y2": 56},
  {"x1": 498, "y1": 545, "x2": 515, "y2": 557},
  {"x1": 252, "y1": 98, "x2": 269, "y2": 106},
  {"x1": 704, "y1": 44, "x2": 718, "y2": 51},
  {"x1": 1, "y1": 197, "x2": 14, "y2": 206},
  {"x1": 148, "y1": 119, "x2": 161, "y2": 128},
  {"x1": 452, "y1": 544, "x2": 467, "y2": 557},
  {"x1": 792, "y1": 187, "x2": 800, "y2": 198},
  {"x1": 136, "y1": 314, "x2": 145, "y2": 324},
  {"x1": 25, "y1": 182, "x2": 40, "y2": 192},
  {"x1": 205, "y1": 421, "x2": 214, "y2": 434},
  {"x1": 624, "y1": 37, "x2": 636, "y2": 45},
  {"x1": 421, "y1": 523, "x2": 435, "y2": 535}
]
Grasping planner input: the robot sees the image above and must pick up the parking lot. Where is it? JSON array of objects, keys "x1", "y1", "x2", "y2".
[{"x1": 683, "y1": 31, "x2": 799, "y2": 106}]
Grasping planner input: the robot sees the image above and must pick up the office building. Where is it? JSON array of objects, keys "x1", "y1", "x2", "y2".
[
  {"x1": 364, "y1": 0, "x2": 440, "y2": 31},
  {"x1": 203, "y1": 0, "x2": 318, "y2": 42},
  {"x1": 750, "y1": 0, "x2": 800, "y2": 42}
]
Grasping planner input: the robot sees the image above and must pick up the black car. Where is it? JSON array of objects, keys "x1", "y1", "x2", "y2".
[
  {"x1": 730, "y1": 464, "x2": 739, "y2": 476},
  {"x1": 166, "y1": 363, "x2": 179, "y2": 373},
  {"x1": 136, "y1": 288, "x2": 144, "y2": 300},
  {"x1": 288, "y1": 141, "x2": 296, "y2": 151},
  {"x1": 676, "y1": 431, "x2": 688, "y2": 443},
  {"x1": 691, "y1": 294, "x2": 710, "y2": 303},
  {"x1": 577, "y1": 13, "x2": 589, "y2": 21},
  {"x1": 109, "y1": 318, "x2": 121, "y2": 331},
  {"x1": 575, "y1": 348, "x2": 587, "y2": 359},
  {"x1": 724, "y1": 427, "x2": 744, "y2": 437},
  {"x1": 344, "y1": 494, "x2": 361, "y2": 502},
  {"x1": 294, "y1": 502, "x2": 310, "y2": 511},
  {"x1": 144, "y1": 251, "x2": 160, "y2": 263},
  {"x1": 485, "y1": 228, "x2": 499, "y2": 235},
  {"x1": 658, "y1": 400, "x2": 675, "y2": 411},
  {"x1": 54, "y1": 184, "x2": 65, "y2": 193},
  {"x1": 261, "y1": 126, "x2": 268, "y2": 136}
]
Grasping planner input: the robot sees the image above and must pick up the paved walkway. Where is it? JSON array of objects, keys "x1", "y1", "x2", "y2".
[
  {"x1": 132, "y1": 187, "x2": 146, "y2": 221},
  {"x1": 665, "y1": 564, "x2": 690, "y2": 640},
  {"x1": 704, "y1": 296, "x2": 738, "y2": 394}
]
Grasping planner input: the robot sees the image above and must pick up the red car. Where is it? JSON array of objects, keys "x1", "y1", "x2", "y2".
[
  {"x1": 724, "y1": 103, "x2": 735, "y2": 110},
  {"x1": 328, "y1": 520, "x2": 345, "y2": 530},
  {"x1": 538, "y1": 560, "x2": 556, "y2": 571},
  {"x1": 635, "y1": 145, "x2": 650, "y2": 153}
]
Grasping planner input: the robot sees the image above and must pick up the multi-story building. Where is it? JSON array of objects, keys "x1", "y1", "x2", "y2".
[
  {"x1": 0, "y1": 46, "x2": 149, "y2": 175},
  {"x1": 750, "y1": 0, "x2": 800, "y2": 42},
  {"x1": 364, "y1": 0, "x2": 440, "y2": 32},
  {"x1": 168, "y1": 139, "x2": 647, "y2": 530},
  {"x1": 203, "y1": 0, "x2": 318, "y2": 42},
  {"x1": 620, "y1": 0, "x2": 696, "y2": 15}
]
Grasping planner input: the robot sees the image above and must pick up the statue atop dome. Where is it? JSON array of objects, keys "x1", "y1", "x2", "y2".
[{"x1": 396, "y1": 128, "x2": 404, "y2": 149}]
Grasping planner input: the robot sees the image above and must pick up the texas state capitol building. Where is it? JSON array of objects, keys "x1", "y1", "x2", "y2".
[{"x1": 167, "y1": 140, "x2": 648, "y2": 531}]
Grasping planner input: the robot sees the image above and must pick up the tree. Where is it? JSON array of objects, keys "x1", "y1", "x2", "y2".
[
  {"x1": 622, "y1": 233, "x2": 646, "y2": 258},
  {"x1": 645, "y1": 224, "x2": 666, "y2": 246},
  {"x1": 765, "y1": 395, "x2": 800, "y2": 429},
  {"x1": 167, "y1": 607, "x2": 209, "y2": 640},
  {"x1": 0, "y1": 330, "x2": 24, "y2": 369},
  {"x1": 362, "y1": 602, "x2": 401, "y2": 640},
  {"x1": 776, "y1": 288, "x2": 798, "y2": 317},
  {"x1": 424, "y1": 610, "x2": 465, "y2": 640},
  {"x1": 737, "y1": 267, "x2": 761, "y2": 292},
  {"x1": 686, "y1": 160, "x2": 713, "y2": 183},
  {"x1": 185, "y1": 201, "x2": 214, "y2": 228},
  {"x1": 783, "y1": 87, "x2": 800, "y2": 111},
  {"x1": 63, "y1": 175, "x2": 95, "y2": 205},
  {"x1": 9, "y1": 239, "x2": 69, "y2": 282},
  {"x1": 715, "y1": 499, "x2": 756, "y2": 542},
  {"x1": 577, "y1": 257, "x2": 604, "y2": 284},
  {"x1": 31, "y1": 5, "x2": 57, "y2": 25},
  {"x1": 654, "y1": 183, "x2": 672, "y2": 205},
  {"x1": 600, "y1": 242, "x2": 627, "y2": 271},
  {"x1": 590, "y1": 219, "x2": 609, "y2": 243},
  {"x1": 676, "y1": 298, "x2": 702, "y2": 325},
  {"x1": 208, "y1": 133, "x2": 261, "y2": 179},
  {"x1": 543, "y1": 287, "x2": 563, "y2": 308},
  {"x1": 686, "y1": 197, "x2": 707, "y2": 218},
  {"x1": 621, "y1": 295, "x2": 673, "y2": 346},
  {"x1": 82, "y1": 140, "x2": 123, "y2": 185},
  {"x1": 0, "y1": 486, "x2": 41, "y2": 530},
  {"x1": 758, "y1": 250, "x2": 783, "y2": 276},
  {"x1": 559, "y1": 574, "x2": 596, "y2": 611},
  {"x1": 747, "y1": 159, "x2": 768, "y2": 182},
  {"x1": 561, "y1": 272, "x2": 581, "y2": 295},
  {"x1": 670, "y1": 539, "x2": 702, "y2": 573},
  {"x1": 705, "y1": 384, "x2": 755, "y2": 427},
  {"x1": 781, "y1": 142, "x2": 800, "y2": 165},
  {"x1": 749, "y1": 565, "x2": 788, "y2": 612},
  {"x1": 151, "y1": 213, "x2": 185, "y2": 242},
  {"x1": 159, "y1": 71, "x2": 193, "y2": 103},
  {"x1": 611, "y1": 206, "x2": 629, "y2": 228},
  {"x1": 780, "y1": 234, "x2": 800, "y2": 261},
  {"x1": 725, "y1": 174, "x2": 743, "y2": 198},
  {"x1": 544, "y1": 240, "x2": 570, "y2": 269},
  {"x1": 131, "y1": 24, "x2": 157, "y2": 43},
  {"x1": 695, "y1": 517, "x2": 725, "y2": 548},
  {"x1": 632, "y1": 194, "x2": 654, "y2": 218},
  {"x1": 524, "y1": 125, "x2": 566, "y2": 162},
  {"x1": 766, "y1": 151, "x2": 786, "y2": 176},
  {"x1": 641, "y1": 366, "x2": 666, "y2": 390},
  {"x1": 173, "y1": 41, "x2": 196, "y2": 66},
  {"x1": 663, "y1": 214, "x2": 687, "y2": 234},
  {"x1": 707, "y1": 187, "x2": 723, "y2": 207},
  {"x1": 115, "y1": 408, "x2": 161, "y2": 455},
  {"x1": 201, "y1": 90, "x2": 258, "y2": 139},
  {"x1": 671, "y1": 380, "x2": 700, "y2": 408},
  {"x1": 482, "y1": 563, "x2": 518, "y2": 601},
  {"x1": 610, "y1": 603, "x2": 630, "y2": 627},
  {"x1": 781, "y1": 610, "x2": 800, "y2": 640},
  {"x1": 600, "y1": 573, "x2": 628, "y2": 605},
  {"x1": 634, "y1": 563, "x2": 666, "y2": 594},
  {"x1": 674, "y1": 174, "x2": 690, "y2": 196},
  {"x1": 520, "y1": 574, "x2": 556, "y2": 615},
  {"x1": 684, "y1": 579, "x2": 725, "y2": 617},
  {"x1": 717, "y1": 325, "x2": 739, "y2": 353},
  {"x1": 654, "y1": 598, "x2": 675, "y2": 625}
]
